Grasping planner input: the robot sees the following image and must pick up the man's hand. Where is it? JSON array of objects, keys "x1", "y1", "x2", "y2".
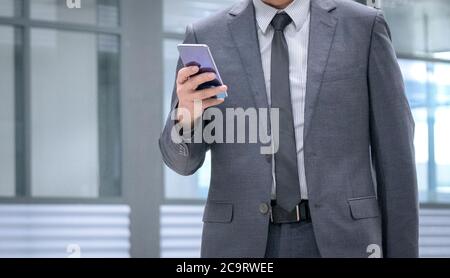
[{"x1": 176, "y1": 66, "x2": 227, "y2": 128}]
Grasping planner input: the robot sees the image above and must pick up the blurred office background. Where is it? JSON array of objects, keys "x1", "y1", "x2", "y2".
[{"x1": 0, "y1": 0, "x2": 449, "y2": 257}]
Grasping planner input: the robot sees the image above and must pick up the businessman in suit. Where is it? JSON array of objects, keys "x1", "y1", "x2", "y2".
[{"x1": 159, "y1": 0, "x2": 418, "y2": 258}]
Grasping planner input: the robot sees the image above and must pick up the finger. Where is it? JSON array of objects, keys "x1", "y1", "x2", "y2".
[
  {"x1": 177, "y1": 66, "x2": 199, "y2": 85},
  {"x1": 193, "y1": 85, "x2": 228, "y2": 100},
  {"x1": 186, "y1": 72, "x2": 217, "y2": 90},
  {"x1": 202, "y1": 97, "x2": 225, "y2": 109}
]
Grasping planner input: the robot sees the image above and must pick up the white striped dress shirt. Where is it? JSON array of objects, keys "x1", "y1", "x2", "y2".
[{"x1": 253, "y1": 0, "x2": 311, "y2": 199}]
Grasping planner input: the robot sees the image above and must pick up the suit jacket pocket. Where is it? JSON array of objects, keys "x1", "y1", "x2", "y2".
[
  {"x1": 203, "y1": 202, "x2": 233, "y2": 223},
  {"x1": 347, "y1": 196, "x2": 379, "y2": 220}
]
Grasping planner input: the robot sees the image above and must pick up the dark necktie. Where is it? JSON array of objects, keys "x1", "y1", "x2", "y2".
[{"x1": 270, "y1": 12, "x2": 302, "y2": 212}]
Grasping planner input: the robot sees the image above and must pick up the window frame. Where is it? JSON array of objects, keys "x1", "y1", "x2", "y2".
[
  {"x1": 0, "y1": 0, "x2": 123, "y2": 203},
  {"x1": 397, "y1": 54, "x2": 450, "y2": 206}
]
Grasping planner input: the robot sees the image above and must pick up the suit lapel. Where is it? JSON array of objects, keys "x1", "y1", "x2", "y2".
[
  {"x1": 304, "y1": 0, "x2": 337, "y2": 139},
  {"x1": 227, "y1": 0, "x2": 269, "y2": 109}
]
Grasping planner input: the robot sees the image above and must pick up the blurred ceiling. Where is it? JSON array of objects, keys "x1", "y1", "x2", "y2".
[
  {"x1": 164, "y1": 0, "x2": 237, "y2": 35},
  {"x1": 164, "y1": 0, "x2": 450, "y2": 57},
  {"x1": 379, "y1": 0, "x2": 450, "y2": 55}
]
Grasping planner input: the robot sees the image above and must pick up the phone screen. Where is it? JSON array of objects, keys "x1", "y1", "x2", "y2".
[{"x1": 177, "y1": 44, "x2": 227, "y2": 98}]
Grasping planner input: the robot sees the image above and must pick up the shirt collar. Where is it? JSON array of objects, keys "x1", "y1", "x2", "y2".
[{"x1": 253, "y1": 0, "x2": 311, "y2": 34}]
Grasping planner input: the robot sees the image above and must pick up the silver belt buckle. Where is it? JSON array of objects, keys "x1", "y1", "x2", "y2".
[
  {"x1": 269, "y1": 204, "x2": 301, "y2": 223},
  {"x1": 270, "y1": 207, "x2": 273, "y2": 223}
]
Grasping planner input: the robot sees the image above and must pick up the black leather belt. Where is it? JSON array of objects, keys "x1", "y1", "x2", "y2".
[{"x1": 270, "y1": 200, "x2": 311, "y2": 224}]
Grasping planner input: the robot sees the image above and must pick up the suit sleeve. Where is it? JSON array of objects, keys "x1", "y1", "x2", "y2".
[
  {"x1": 368, "y1": 11, "x2": 419, "y2": 258},
  {"x1": 159, "y1": 24, "x2": 208, "y2": 176}
]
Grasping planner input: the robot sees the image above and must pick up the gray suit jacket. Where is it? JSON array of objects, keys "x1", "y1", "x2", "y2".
[{"x1": 159, "y1": 0, "x2": 419, "y2": 258}]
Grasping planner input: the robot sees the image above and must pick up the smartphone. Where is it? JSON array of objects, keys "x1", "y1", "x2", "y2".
[{"x1": 177, "y1": 44, "x2": 228, "y2": 99}]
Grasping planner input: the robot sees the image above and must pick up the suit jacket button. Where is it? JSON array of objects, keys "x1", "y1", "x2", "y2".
[
  {"x1": 265, "y1": 154, "x2": 272, "y2": 163},
  {"x1": 259, "y1": 203, "x2": 269, "y2": 215}
]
